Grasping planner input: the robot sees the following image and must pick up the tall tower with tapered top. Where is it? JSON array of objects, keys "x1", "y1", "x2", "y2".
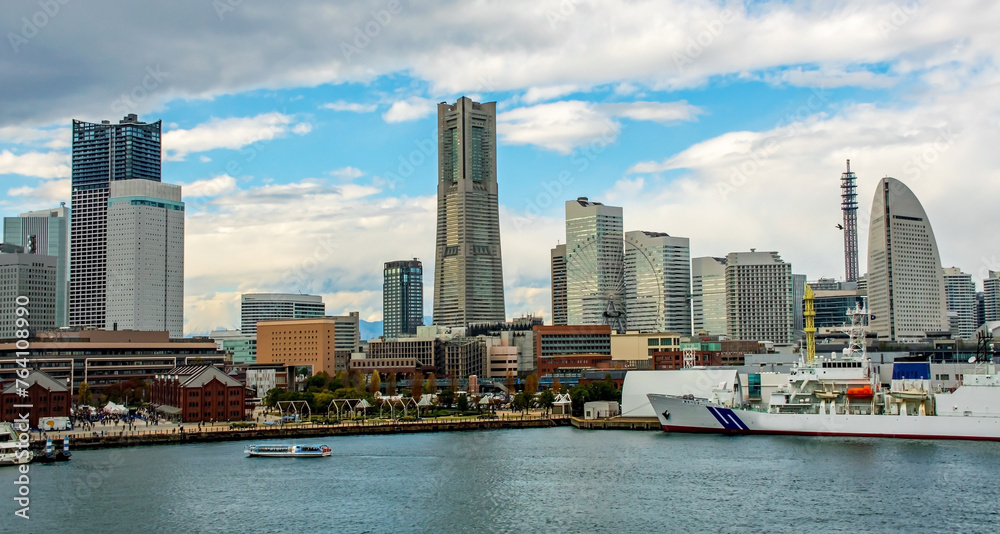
[{"x1": 841, "y1": 159, "x2": 859, "y2": 283}]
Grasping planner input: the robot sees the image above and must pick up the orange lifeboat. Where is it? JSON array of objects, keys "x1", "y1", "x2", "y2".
[{"x1": 846, "y1": 385, "x2": 873, "y2": 398}]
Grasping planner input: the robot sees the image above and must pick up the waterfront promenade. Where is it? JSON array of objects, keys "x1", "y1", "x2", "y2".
[{"x1": 30, "y1": 412, "x2": 571, "y2": 450}]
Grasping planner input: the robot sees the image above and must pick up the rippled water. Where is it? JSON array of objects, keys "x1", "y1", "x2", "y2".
[{"x1": 3, "y1": 428, "x2": 999, "y2": 533}]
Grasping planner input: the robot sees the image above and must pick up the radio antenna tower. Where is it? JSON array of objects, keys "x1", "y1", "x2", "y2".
[{"x1": 841, "y1": 159, "x2": 859, "y2": 283}]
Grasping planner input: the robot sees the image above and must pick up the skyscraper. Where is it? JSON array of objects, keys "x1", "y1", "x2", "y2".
[
  {"x1": 725, "y1": 250, "x2": 794, "y2": 343},
  {"x1": 942, "y1": 267, "x2": 976, "y2": 339},
  {"x1": 565, "y1": 198, "x2": 624, "y2": 331},
  {"x1": 624, "y1": 230, "x2": 691, "y2": 334},
  {"x1": 0, "y1": 246, "x2": 57, "y2": 338},
  {"x1": 550, "y1": 244, "x2": 567, "y2": 326},
  {"x1": 866, "y1": 177, "x2": 949, "y2": 341},
  {"x1": 105, "y1": 180, "x2": 184, "y2": 337},
  {"x1": 70, "y1": 114, "x2": 161, "y2": 329},
  {"x1": 984, "y1": 271, "x2": 1000, "y2": 324},
  {"x1": 792, "y1": 273, "x2": 807, "y2": 336},
  {"x1": 3, "y1": 204, "x2": 69, "y2": 327},
  {"x1": 433, "y1": 97, "x2": 505, "y2": 327},
  {"x1": 240, "y1": 293, "x2": 325, "y2": 336},
  {"x1": 383, "y1": 259, "x2": 424, "y2": 339},
  {"x1": 692, "y1": 257, "x2": 727, "y2": 335}
]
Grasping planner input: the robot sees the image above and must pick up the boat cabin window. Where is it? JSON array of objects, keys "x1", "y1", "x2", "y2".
[{"x1": 821, "y1": 361, "x2": 862, "y2": 368}]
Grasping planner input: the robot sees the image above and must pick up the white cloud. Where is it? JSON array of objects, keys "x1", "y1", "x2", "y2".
[
  {"x1": 180, "y1": 174, "x2": 237, "y2": 198},
  {"x1": 764, "y1": 66, "x2": 898, "y2": 89},
  {"x1": 382, "y1": 97, "x2": 435, "y2": 123},
  {"x1": 522, "y1": 84, "x2": 582, "y2": 104},
  {"x1": 0, "y1": 150, "x2": 70, "y2": 179},
  {"x1": 7, "y1": 179, "x2": 70, "y2": 204},
  {"x1": 329, "y1": 166, "x2": 365, "y2": 180},
  {"x1": 0, "y1": 126, "x2": 68, "y2": 149},
  {"x1": 162, "y1": 113, "x2": 311, "y2": 161},
  {"x1": 199, "y1": 155, "x2": 211, "y2": 162},
  {"x1": 497, "y1": 100, "x2": 701, "y2": 154},
  {"x1": 321, "y1": 101, "x2": 377, "y2": 113}
]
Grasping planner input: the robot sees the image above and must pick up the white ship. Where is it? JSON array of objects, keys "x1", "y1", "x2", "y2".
[
  {"x1": 648, "y1": 301, "x2": 1000, "y2": 441},
  {"x1": 0, "y1": 422, "x2": 33, "y2": 466},
  {"x1": 245, "y1": 444, "x2": 332, "y2": 457}
]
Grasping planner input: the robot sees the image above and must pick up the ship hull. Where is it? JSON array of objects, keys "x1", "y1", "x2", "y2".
[{"x1": 647, "y1": 394, "x2": 1000, "y2": 441}]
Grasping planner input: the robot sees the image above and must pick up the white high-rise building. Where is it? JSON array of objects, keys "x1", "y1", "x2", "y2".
[
  {"x1": 984, "y1": 271, "x2": 1000, "y2": 324},
  {"x1": 866, "y1": 177, "x2": 949, "y2": 341},
  {"x1": 624, "y1": 231, "x2": 691, "y2": 334},
  {"x1": 692, "y1": 257, "x2": 727, "y2": 335},
  {"x1": 943, "y1": 267, "x2": 976, "y2": 339},
  {"x1": 240, "y1": 293, "x2": 325, "y2": 336},
  {"x1": 565, "y1": 198, "x2": 624, "y2": 330},
  {"x1": 725, "y1": 250, "x2": 793, "y2": 343},
  {"x1": 105, "y1": 179, "x2": 184, "y2": 338}
]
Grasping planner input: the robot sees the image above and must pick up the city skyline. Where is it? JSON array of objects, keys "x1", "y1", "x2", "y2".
[{"x1": 1, "y1": 2, "x2": 998, "y2": 335}]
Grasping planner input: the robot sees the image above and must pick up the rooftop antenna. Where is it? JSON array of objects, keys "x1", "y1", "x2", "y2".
[{"x1": 840, "y1": 159, "x2": 859, "y2": 283}]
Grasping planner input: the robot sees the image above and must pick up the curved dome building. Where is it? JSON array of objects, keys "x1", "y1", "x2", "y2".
[{"x1": 866, "y1": 177, "x2": 949, "y2": 341}]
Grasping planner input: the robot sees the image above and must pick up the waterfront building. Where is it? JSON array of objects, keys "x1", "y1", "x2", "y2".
[
  {"x1": 624, "y1": 231, "x2": 691, "y2": 334},
  {"x1": 985, "y1": 271, "x2": 1000, "y2": 323},
  {"x1": 610, "y1": 331, "x2": 681, "y2": 361},
  {"x1": 149, "y1": 365, "x2": 247, "y2": 423},
  {"x1": 0, "y1": 247, "x2": 57, "y2": 339},
  {"x1": 240, "y1": 293, "x2": 325, "y2": 336},
  {"x1": 725, "y1": 250, "x2": 794, "y2": 344},
  {"x1": 565, "y1": 198, "x2": 625, "y2": 330},
  {"x1": 105, "y1": 179, "x2": 184, "y2": 338},
  {"x1": 3, "y1": 204, "x2": 70, "y2": 326},
  {"x1": 550, "y1": 244, "x2": 567, "y2": 326},
  {"x1": 0, "y1": 370, "x2": 70, "y2": 428},
  {"x1": 691, "y1": 257, "x2": 727, "y2": 335},
  {"x1": 0, "y1": 330, "x2": 223, "y2": 397},
  {"x1": 866, "y1": 177, "x2": 950, "y2": 341},
  {"x1": 70, "y1": 114, "x2": 161, "y2": 329},
  {"x1": 532, "y1": 324, "x2": 612, "y2": 378},
  {"x1": 433, "y1": 97, "x2": 506, "y2": 327},
  {"x1": 383, "y1": 259, "x2": 424, "y2": 339},
  {"x1": 255, "y1": 314, "x2": 361, "y2": 375},
  {"x1": 943, "y1": 267, "x2": 977, "y2": 339},
  {"x1": 467, "y1": 317, "x2": 540, "y2": 375}
]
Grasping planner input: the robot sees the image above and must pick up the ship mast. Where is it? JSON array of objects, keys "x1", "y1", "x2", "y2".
[{"x1": 804, "y1": 285, "x2": 816, "y2": 364}]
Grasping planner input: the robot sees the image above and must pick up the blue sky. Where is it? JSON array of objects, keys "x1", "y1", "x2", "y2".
[{"x1": 1, "y1": 0, "x2": 998, "y2": 335}]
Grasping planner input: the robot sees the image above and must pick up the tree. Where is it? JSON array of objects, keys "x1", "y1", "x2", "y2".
[
  {"x1": 525, "y1": 372, "x2": 538, "y2": 395},
  {"x1": 424, "y1": 372, "x2": 437, "y2": 396},
  {"x1": 312, "y1": 391, "x2": 334, "y2": 414},
  {"x1": 438, "y1": 389, "x2": 455, "y2": 409},
  {"x1": 456, "y1": 393, "x2": 470, "y2": 412},
  {"x1": 449, "y1": 369, "x2": 458, "y2": 394},
  {"x1": 538, "y1": 389, "x2": 556, "y2": 416},
  {"x1": 512, "y1": 391, "x2": 533, "y2": 414},
  {"x1": 78, "y1": 382, "x2": 92, "y2": 406},
  {"x1": 263, "y1": 387, "x2": 286, "y2": 408},
  {"x1": 505, "y1": 369, "x2": 515, "y2": 399},
  {"x1": 348, "y1": 368, "x2": 365, "y2": 391},
  {"x1": 409, "y1": 372, "x2": 423, "y2": 402},
  {"x1": 369, "y1": 370, "x2": 382, "y2": 396},
  {"x1": 552, "y1": 377, "x2": 562, "y2": 394},
  {"x1": 387, "y1": 373, "x2": 398, "y2": 396}
]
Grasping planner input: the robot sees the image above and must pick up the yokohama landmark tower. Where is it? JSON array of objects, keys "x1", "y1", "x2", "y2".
[{"x1": 432, "y1": 97, "x2": 506, "y2": 327}]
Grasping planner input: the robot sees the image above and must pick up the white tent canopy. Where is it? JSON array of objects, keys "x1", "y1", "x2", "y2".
[{"x1": 103, "y1": 401, "x2": 128, "y2": 415}]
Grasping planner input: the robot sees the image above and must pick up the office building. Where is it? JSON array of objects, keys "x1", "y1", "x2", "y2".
[
  {"x1": 550, "y1": 244, "x2": 567, "y2": 326},
  {"x1": 3, "y1": 204, "x2": 70, "y2": 326},
  {"x1": 565, "y1": 198, "x2": 624, "y2": 331},
  {"x1": 383, "y1": 259, "x2": 424, "y2": 339},
  {"x1": 533, "y1": 324, "x2": 612, "y2": 379},
  {"x1": 812, "y1": 289, "x2": 863, "y2": 329},
  {"x1": 725, "y1": 250, "x2": 794, "y2": 343},
  {"x1": 105, "y1": 179, "x2": 184, "y2": 337},
  {"x1": 0, "y1": 247, "x2": 57, "y2": 339},
  {"x1": 692, "y1": 257, "x2": 727, "y2": 335},
  {"x1": 70, "y1": 114, "x2": 161, "y2": 329},
  {"x1": 240, "y1": 293, "x2": 325, "y2": 336},
  {"x1": 793, "y1": 273, "x2": 807, "y2": 336},
  {"x1": 866, "y1": 178, "x2": 949, "y2": 340},
  {"x1": 942, "y1": 267, "x2": 976, "y2": 339},
  {"x1": 433, "y1": 97, "x2": 506, "y2": 327},
  {"x1": 624, "y1": 230, "x2": 691, "y2": 334},
  {"x1": 210, "y1": 329, "x2": 257, "y2": 364},
  {"x1": 985, "y1": 271, "x2": 1000, "y2": 323},
  {"x1": 255, "y1": 314, "x2": 361, "y2": 375}
]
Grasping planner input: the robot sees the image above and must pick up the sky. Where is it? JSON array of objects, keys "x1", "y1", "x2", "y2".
[{"x1": 2, "y1": 0, "x2": 998, "y2": 336}]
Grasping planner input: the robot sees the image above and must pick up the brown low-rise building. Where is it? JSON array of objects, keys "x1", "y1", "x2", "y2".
[
  {"x1": 651, "y1": 350, "x2": 724, "y2": 370},
  {"x1": 255, "y1": 316, "x2": 360, "y2": 375},
  {"x1": 1, "y1": 369, "x2": 71, "y2": 428},
  {"x1": 150, "y1": 365, "x2": 247, "y2": 423}
]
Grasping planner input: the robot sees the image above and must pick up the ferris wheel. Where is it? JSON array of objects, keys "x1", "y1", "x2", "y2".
[{"x1": 565, "y1": 236, "x2": 664, "y2": 333}]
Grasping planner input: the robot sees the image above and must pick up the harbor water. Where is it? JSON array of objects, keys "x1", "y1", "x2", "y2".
[{"x1": 3, "y1": 427, "x2": 999, "y2": 533}]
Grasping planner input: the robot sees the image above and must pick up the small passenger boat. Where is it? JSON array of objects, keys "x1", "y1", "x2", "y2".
[{"x1": 244, "y1": 444, "x2": 332, "y2": 458}]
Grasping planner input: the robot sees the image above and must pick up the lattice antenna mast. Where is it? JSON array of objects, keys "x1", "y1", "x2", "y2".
[{"x1": 841, "y1": 159, "x2": 859, "y2": 282}]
